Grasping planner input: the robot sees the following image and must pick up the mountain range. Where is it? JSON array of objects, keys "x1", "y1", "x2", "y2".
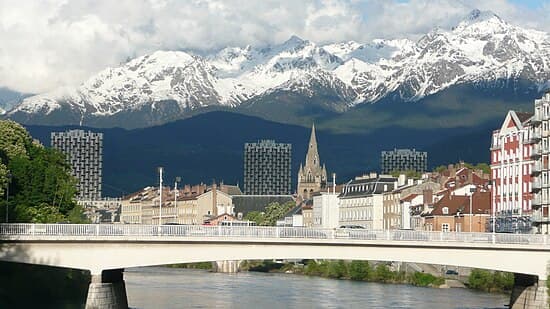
[{"x1": 4, "y1": 9, "x2": 549, "y2": 130}]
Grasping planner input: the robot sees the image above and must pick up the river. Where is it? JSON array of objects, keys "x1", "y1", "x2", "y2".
[{"x1": 124, "y1": 267, "x2": 509, "y2": 309}]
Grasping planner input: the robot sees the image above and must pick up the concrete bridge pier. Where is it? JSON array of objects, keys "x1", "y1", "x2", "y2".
[
  {"x1": 85, "y1": 269, "x2": 129, "y2": 309},
  {"x1": 510, "y1": 273, "x2": 548, "y2": 309},
  {"x1": 212, "y1": 260, "x2": 241, "y2": 273}
]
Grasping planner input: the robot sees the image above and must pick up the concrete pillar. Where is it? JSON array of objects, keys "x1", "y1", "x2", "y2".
[
  {"x1": 212, "y1": 260, "x2": 241, "y2": 273},
  {"x1": 85, "y1": 269, "x2": 128, "y2": 309},
  {"x1": 510, "y1": 273, "x2": 548, "y2": 309}
]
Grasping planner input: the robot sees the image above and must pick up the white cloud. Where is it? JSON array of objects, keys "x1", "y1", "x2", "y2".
[{"x1": 0, "y1": 0, "x2": 548, "y2": 94}]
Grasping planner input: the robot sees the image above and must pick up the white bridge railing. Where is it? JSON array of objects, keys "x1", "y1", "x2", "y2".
[{"x1": 0, "y1": 223, "x2": 548, "y2": 245}]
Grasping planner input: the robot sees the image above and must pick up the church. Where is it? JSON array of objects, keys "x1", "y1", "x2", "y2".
[{"x1": 297, "y1": 124, "x2": 328, "y2": 199}]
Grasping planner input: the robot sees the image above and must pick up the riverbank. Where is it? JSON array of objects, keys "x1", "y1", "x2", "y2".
[{"x1": 240, "y1": 260, "x2": 514, "y2": 294}]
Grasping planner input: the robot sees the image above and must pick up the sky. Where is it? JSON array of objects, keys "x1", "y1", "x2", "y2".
[{"x1": 0, "y1": 0, "x2": 549, "y2": 94}]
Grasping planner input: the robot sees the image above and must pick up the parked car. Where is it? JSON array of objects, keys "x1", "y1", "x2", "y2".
[
  {"x1": 339, "y1": 225, "x2": 365, "y2": 229},
  {"x1": 445, "y1": 269, "x2": 459, "y2": 275}
]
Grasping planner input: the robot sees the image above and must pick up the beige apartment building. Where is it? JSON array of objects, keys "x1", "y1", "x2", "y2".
[{"x1": 121, "y1": 184, "x2": 235, "y2": 225}]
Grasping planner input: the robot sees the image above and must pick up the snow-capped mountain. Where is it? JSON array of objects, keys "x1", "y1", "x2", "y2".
[{"x1": 6, "y1": 9, "x2": 550, "y2": 128}]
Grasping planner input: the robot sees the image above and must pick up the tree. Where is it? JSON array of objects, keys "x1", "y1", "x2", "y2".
[
  {"x1": 0, "y1": 162, "x2": 7, "y2": 197},
  {"x1": 0, "y1": 120, "x2": 79, "y2": 223},
  {"x1": 244, "y1": 211, "x2": 264, "y2": 225},
  {"x1": 0, "y1": 120, "x2": 32, "y2": 160},
  {"x1": 243, "y1": 201, "x2": 296, "y2": 226}
]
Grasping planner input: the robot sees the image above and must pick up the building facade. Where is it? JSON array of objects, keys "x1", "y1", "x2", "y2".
[
  {"x1": 380, "y1": 148, "x2": 427, "y2": 174},
  {"x1": 244, "y1": 140, "x2": 292, "y2": 195},
  {"x1": 51, "y1": 130, "x2": 103, "y2": 200},
  {"x1": 423, "y1": 191, "x2": 490, "y2": 233},
  {"x1": 312, "y1": 192, "x2": 340, "y2": 228},
  {"x1": 532, "y1": 93, "x2": 550, "y2": 234},
  {"x1": 490, "y1": 110, "x2": 534, "y2": 233},
  {"x1": 382, "y1": 177, "x2": 440, "y2": 230},
  {"x1": 338, "y1": 173, "x2": 396, "y2": 229},
  {"x1": 297, "y1": 124, "x2": 327, "y2": 199},
  {"x1": 120, "y1": 183, "x2": 235, "y2": 225}
]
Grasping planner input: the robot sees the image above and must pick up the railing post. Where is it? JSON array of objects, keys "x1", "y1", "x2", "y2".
[
  {"x1": 492, "y1": 233, "x2": 496, "y2": 244},
  {"x1": 31, "y1": 224, "x2": 35, "y2": 236},
  {"x1": 276, "y1": 226, "x2": 280, "y2": 238},
  {"x1": 95, "y1": 224, "x2": 99, "y2": 236},
  {"x1": 544, "y1": 234, "x2": 548, "y2": 245},
  {"x1": 439, "y1": 232, "x2": 443, "y2": 241},
  {"x1": 386, "y1": 230, "x2": 390, "y2": 241}
]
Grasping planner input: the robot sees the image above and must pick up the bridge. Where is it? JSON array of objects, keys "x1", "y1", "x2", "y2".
[{"x1": 1, "y1": 223, "x2": 549, "y2": 309}]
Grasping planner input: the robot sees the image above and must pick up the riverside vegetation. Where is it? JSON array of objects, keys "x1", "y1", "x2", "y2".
[
  {"x1": 241, "y1": 260, "x2": 514, "y2": 293},
  {"x1": 0, "y1": 120, "x2": 90, "y2": 307}
]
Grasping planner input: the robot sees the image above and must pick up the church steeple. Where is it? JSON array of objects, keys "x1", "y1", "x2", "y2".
[
  {"x1": 305, "y1": 123, "x2": 320, "y2": 168},
  {"x1": 297, "y1": 124, "x2": 327, "y2": 199}
]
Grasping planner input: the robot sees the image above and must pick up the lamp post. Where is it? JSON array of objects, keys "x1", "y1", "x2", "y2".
[
  {"x1": 174, "y1": 177, "x2": 181, "y2": 209},
  {"x1": 158, "y1": 167, "x2": 163, "y2": 225},
  {"x1": 469, "y1": 187, "x2": 476, "y2": 232},
  {"x1": 5, "y1": 172, "x2": 12, "y2": 223}
]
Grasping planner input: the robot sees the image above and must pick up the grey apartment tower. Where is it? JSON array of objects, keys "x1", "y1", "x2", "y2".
[
  {"x1": 51, "y1": 130, "x2": 103, "y2": 200},
  {"x1": 244, "y1": 140, "x2": 291, "y2": 195},
  {"x1": 381, "y1": 148, "x2": 427, "y2": 174}
]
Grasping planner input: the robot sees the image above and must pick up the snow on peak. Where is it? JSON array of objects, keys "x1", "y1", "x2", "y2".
[
  {"x1": 454, "y1": 9, "x2": 506, "y2": 34},
  {"x1": 9, "y1": 19, "x2": 550, "y2": 123}
]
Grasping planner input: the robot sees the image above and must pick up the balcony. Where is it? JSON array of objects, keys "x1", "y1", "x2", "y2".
[
  {"x1": 532, "y1": 177, "x2": 542, "y2": 191},
  {"x1": 532, "y1": 194, "x2": 542, "y2": 206},
  {"x1": 531, "y1": 145, "x2": 542, "y2": 158},
  {"x1": 527, "y1": 131, "x2": 542, "y2": 144},
  {"x1": 531, "y1": 210, "x2": 548, "y2": 223},
  {"x1": 531, "y1": 113, "x2": 542, "y2": 124},
  {"x1": 532, "y1": 161, "x2": 543, "y2": 175}
]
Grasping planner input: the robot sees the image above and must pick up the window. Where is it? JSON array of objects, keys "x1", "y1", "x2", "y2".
[
  {"x1": 442, "y1": 223, "x2": 450, "y2": 233},
  {"x1": 442, "y1": 207, "x2": 449, "y2": 215}
]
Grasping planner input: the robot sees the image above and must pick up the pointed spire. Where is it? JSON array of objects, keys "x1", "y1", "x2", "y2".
[{"x1": 305, "y1": 123, "x2": 320, "y2": 168}]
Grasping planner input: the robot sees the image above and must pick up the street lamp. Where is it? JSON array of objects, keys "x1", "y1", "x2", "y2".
[
  {"x1": 5, "y1": 172, "x2": 12, "y2": 223},
  {"x1": 174, "y1": 177, "x2": 181, "y2": 208},
  {"x1": 469, "y1": 187, "x2": 476, "y2": 232},
  {"x1": 158, "y1": 167, "x2": 163, "y2": 225}
]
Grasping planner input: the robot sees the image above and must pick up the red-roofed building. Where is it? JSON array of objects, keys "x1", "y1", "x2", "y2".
[{"x1": 423, "y1": 191, "x2": 491, "y2": 232}]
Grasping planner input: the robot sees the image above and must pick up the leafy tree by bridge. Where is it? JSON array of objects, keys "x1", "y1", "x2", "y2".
[{"x1": 0, "y1": 120, "x2": 80, "y2": 223}]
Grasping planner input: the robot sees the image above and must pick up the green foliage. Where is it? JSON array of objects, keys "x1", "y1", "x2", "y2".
[
  {"x1": 244, "y1": 211, "x2": 264, "y2": 225},
  {"x1": 468, "y1": 269, "x2": 514, "y2": 293},
  {"x1": 0, "y1": 120, "x2": 32, "y2": 160},
  {"x1": 66, "y1": 205, "x2": 90, "y2": 223},
  {"x1": 243, "y1": 201, "x2": 296, "y2": 226},
  {"x1": 24, "y1": 204, "x2": 65, "y2": 223},
  {"x1": 433, "y1": 162, "x2": 490, "y2": 174},
  {"x1": 0, "y1": 162, "x2": 7, "y2": 197},
  {"x1": 0, "y1": 120, "x2": 78, "y2": 223},
  {"x1": 408, "y1": 272, "x2": 445, "y2": 287},
  {"x1": 327, "y1": 260, "x2": 347, "y2": 279},
  {"x1": 372, "y1": 264, "x2": 394, "y2": 283},
  {"x1": 304, "y1": 260, "x2": 329, "y2": 277},
  {"x1": 348, "y1": 260, "x2": 371, "y2": 281},
  {"x1": 165, "y1": 262, "x2": 213, "y2": 269}
]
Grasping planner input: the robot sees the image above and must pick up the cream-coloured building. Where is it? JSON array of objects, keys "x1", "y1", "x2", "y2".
[
  {"x1": 382, "y1": 177, "x2": 441, "y2": 230},
  {"x1": 338, "y1": 174, "x2": 396, "y2": 229},
  {"x1": 120, "y1": 184, "x2": 235, "y2": 225}
]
